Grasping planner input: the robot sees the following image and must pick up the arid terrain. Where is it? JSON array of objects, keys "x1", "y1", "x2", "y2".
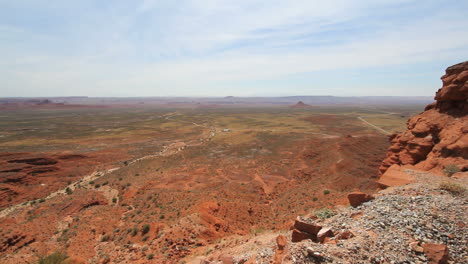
[
  {"x1": 2, "y1": 59, "x2": 467, "y2": 264},
  {"x1": 0, "y1": 100, "x2": 426, "y2": 263},
  {"x1": 2, "y1": 0, "x2": 467, "y2": 262}
]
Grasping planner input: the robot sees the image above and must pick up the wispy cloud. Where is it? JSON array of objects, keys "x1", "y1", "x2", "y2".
[{"x1": 1, "y1": 0, "x2": 467, "y2": 96}]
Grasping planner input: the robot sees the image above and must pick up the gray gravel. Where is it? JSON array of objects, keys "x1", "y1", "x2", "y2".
[{"x1": 287, "y1": 181, "x2": 467, "y2": 264}]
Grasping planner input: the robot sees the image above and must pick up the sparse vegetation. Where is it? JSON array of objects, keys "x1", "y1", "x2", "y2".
[
  {"x1": 251, "y1": 228, "x2": 264, "y2": 235},
  {"x1": 315, "y1": 208, "x2": 336, "y2": 219},
  {"x1": 131, "y1": 227, "x2": 138, "y2": 236},
  {"x1": 141, "y1": 224, "x2": 150, "y2": 235},
  {"x1": 147, "y1": 254, "x2": 154, "y2": 260},
  {"x1": 439, "y1": 181, "x2": 466, "y2": 196},
  {"x1": 0, "y1": 106, "x2": 420, "y2": 263},
  {"x1": 443, "y1": 164, "x2": 460, "y2": 176},
  {"x1": 37, "y1": 252, "x2": 69, "y2": 264},
  {"x1": 101, "y1": 234, "x2": 110, "y2": 242},
  {"x1": 65, "y1": 187, "x2": 72, "y2": 195}
]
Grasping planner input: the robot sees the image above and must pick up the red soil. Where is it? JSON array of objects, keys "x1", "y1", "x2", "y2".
[
  {"x1": 0, "y1": 127, "x2": 389, "y2": 263},
  {"x1": 0, "y1": 149, "x2": 129, "y2": 209}
]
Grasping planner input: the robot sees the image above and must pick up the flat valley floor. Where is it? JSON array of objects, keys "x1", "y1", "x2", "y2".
[{"x1": 0, "y1": 105, "x2": 423, "y2": 263}]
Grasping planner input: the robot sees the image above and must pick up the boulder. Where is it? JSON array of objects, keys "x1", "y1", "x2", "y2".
[
  {"x1": 377, "y1": 165, "x2": 414, "y2": 188},
  {"x1": 409, "y1": 242, "x2": 424, "y2": 253},
  {"x1": 422, "y1": 243, "x2": 449, "y2": 264},
  {"x1": 347, "y1": 192, "x2": 375, "y2": 207},
  {"x1": 276, "y1": 234, "x2": 287, "y2": 250},
  {"x1": 273, "y1": 235, "x2": 288, "y2": 264},
  {"x1": 293, "y1": 216, "x2": 322, "y2": 235},
  {"x1": 291, "y1": 229, "x2": 314, "y2": 242},
  {"x1": 317, "y1": 227, "x2": 334, "y2": 243}
]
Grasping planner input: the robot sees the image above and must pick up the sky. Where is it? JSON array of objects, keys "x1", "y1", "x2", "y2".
[{"x1": 1, "y1": 0, "x2": 468, "y2": 97}]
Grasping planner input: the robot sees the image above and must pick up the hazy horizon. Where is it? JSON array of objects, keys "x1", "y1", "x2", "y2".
[
  {"x1": 1, "y1": 1, "x2": 468, "y2": 97},
  {"x1": 1, "y1": 95, "x2": 435, "y2": 99}
]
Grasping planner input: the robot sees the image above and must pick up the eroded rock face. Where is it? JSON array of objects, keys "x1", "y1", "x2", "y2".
[{"x1": 379, "y1": 61, "x2": 468, "y2": 176}]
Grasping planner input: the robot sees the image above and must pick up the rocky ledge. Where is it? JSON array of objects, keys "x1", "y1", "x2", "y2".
[
  {"x1": 379, "y1": 61, "x2": 468, "y2": 183},
  {"x1": 286, "y1": 171, "x2": 466, "y2": 264},
  {"x1": 200, "y1": 171, "x2": 466, "y2": 264}
]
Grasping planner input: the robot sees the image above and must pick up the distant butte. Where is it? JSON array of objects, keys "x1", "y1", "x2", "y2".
[{"x1": 290, "y1": 101, "x2": 312, "y2": 108}]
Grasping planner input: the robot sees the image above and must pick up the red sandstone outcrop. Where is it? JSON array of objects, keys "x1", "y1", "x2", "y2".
[
  {"x1": 422, "y1": 243, "x2": 449, "y2": 264},
  {"x1": 379, "y1": 61, "x2": 468, "y2": 179},
  {"x1": 272, "y1": 235, "x2": 287, "y2": 264},
  {"x1": 291, "y1": 217, "x2": 322, "y2": 242},
  {"x1": 316, "y1": 227, "x2": 333, "y2": 243},
  {"x1": 347, "y1": 192, "x2": 375, "y2": 207},
  {"x1": 377, "y1": 164, "x2": 415, "y2": 188}
]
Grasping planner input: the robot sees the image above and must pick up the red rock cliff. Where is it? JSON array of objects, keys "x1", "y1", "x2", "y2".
[{"x1": 379, "y1": 61, "x2": 468, "y2": 176}]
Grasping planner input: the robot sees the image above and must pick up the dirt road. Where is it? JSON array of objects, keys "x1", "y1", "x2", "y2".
[{"x1": 358, "y1": 116, "x2": 391, "y2": 135}]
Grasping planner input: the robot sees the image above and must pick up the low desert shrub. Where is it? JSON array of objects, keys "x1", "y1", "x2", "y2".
[
  {"x1": 323, "y1": 189, "x2": 330, "y2": 195},
  {"x1": 101, "y1": 234, "x2": 110, "y2": 242},
  {"x1": 141, "y1": 224, "x2": 150, "y2": 235},
  {"x1": 37, "y1": 252, "x2": 69, "y2": 264},
  {"x1": 315, "y1": 208, "x2": 336, "y2": 219},
  {"x1": 250, "y1": 228, "x2": 264, "y2": 235},
  {"x1": 131, "y1": 227, "x2": 138, "y2": 237},
  {"x1": 443, "y1": 164, "x2": 460, "y2": 176},
  {"x1": 439, "y1": 182, "x2": 466, "y2": 196}
]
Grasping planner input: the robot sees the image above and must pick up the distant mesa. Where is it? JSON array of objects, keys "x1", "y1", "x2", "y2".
[{"x1": 0, "y1": 98, "x2": 105, "y2": 110}]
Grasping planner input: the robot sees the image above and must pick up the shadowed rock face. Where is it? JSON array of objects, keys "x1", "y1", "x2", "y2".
[{"x1": 379, "y1": 61, "x2": 468, "y2": 176}]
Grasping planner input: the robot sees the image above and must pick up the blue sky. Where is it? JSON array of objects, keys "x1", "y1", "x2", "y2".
[{"x1": 1, "y1": 0, "x2": 467, "y2": 97}]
